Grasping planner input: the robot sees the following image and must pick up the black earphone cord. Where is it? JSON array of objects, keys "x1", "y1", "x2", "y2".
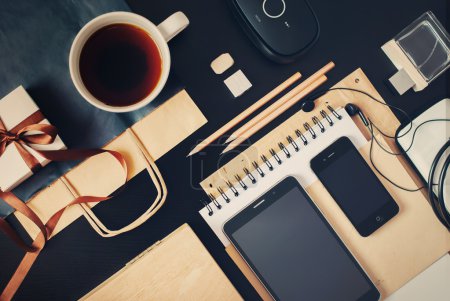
[
  {"x1": 428, "y1": 140, "x2": 450, "y2": 228},
  {"x1": 306, "y1": 87, "x2": 450, "y2": 193}
]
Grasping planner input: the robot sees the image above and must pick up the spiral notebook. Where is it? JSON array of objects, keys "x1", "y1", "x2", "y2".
[{"x1": 199, "y1": 106, "x2": 366, "y2": 246}]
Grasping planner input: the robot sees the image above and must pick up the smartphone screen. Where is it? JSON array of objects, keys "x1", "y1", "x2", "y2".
[{"x1": 311, "y1": 137, "x2": 399, "y2": 236}]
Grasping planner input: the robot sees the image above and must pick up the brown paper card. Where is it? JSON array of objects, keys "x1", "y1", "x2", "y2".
[
  {"x1": 225, "y1": 140, "x2": 450, "y2": 300},
  {"x1": 81, "y1": 224, "x2": 242, "y2": 301},
  {"x1": 131, "y1": 89, "x2": 207, "y2": 161}
]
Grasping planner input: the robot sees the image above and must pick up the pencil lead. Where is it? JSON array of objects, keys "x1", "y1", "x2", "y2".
[
  {"x1": 187, "y1": 148, "x2": 197, "y2": 157},
  {"x1": 225, "y1": 135, "x2": 236, "y2": 143}
]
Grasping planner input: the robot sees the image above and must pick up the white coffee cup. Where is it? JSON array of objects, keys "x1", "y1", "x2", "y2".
[{"x1": 69, "y1": 11, "x2": 189, "y2": 113}]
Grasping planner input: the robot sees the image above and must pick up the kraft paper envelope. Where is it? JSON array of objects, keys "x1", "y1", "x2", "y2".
[
  {"x1": 15, "y1": 90, "x2": 207, "y2": 239},
  {"x1": 226, "y1": 139, "x2": 450, "y2": 300}
]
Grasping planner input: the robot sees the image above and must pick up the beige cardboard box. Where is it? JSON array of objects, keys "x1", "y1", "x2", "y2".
[{"x1": 0, "y1": 86, "x2": 66, "y2": 191}]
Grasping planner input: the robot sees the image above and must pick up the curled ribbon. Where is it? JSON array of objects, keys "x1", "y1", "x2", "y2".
[
  {"x1": 0, "y1": 110, "x2": 130, "y2": 300},
  {"x1": 0, "y1": 148, "x2": 127, "y2": 301},
  {"x1": 0, "y1": 111, "x2": 58, "y2": 173}
]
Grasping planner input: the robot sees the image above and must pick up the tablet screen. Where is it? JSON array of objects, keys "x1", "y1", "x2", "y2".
[{"x1": 225, "y1": 177, "x2": 378, "y2": 301}]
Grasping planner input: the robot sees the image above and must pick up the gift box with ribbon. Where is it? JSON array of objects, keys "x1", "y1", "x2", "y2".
[{"x1": 0, "y1": 86, "x2": 66, "y2": 192}]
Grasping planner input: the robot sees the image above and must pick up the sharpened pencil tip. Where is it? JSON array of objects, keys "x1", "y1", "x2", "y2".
[
  {"x1": 225, "y1": 136, "x2": 236, "y2": 143},
  {"x1": 187, "y1": 149, "x2": 196, "y2": 157},
  {"x1": 221, "y1": 144, "x2": 233, "y2": 154}
]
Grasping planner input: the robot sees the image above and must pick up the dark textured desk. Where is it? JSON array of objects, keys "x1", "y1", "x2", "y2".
[{"x1": 0, "y1": 1, "x2": 449, "y2": 300}]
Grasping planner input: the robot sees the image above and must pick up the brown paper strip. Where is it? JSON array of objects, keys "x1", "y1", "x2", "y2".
[{"x1": 132, "y1": 90, "x2": 208, "y2": 161}]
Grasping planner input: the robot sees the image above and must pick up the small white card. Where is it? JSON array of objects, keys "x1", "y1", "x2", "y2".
[{"x1": 224, "y1": 70, "x2": 252, "y2": 97}]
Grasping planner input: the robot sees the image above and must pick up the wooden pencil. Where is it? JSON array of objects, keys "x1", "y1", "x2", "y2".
[
  {"x1": 187, "y1": 72, "x2": 302, "y2": 156},
  {"x1": 221, "y1": 75, "x2": 327, "y2": 154},
  {"x1": 225, "y1": 62, "x2": 335, "y2": 143}
]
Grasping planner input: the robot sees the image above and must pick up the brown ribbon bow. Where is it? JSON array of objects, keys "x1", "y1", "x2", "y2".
[{"x1": 0, "y1": 111, "x2": 58, "y2": 173}]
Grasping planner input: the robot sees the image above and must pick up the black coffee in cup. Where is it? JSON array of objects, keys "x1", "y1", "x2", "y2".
[{"x1": 79, "y1": 23, "x2": 162, "y2": 107}]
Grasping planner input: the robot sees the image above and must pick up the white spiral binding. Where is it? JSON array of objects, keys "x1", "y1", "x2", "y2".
[{"x1": 201, "y1": 105, "x2": 342, "y2": 215}]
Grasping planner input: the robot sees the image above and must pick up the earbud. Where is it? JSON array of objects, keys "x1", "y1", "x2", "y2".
[
  {"x1": 345, "y1": 103, "x2": 369, "y2": 126},
  {"x1": 301, "y1": 100, "x2": 315, "y2": 112}
]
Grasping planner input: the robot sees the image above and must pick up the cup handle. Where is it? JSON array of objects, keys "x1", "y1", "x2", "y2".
[{"x1": 157, "y1": 12, "x2": 189, "y2": 42}]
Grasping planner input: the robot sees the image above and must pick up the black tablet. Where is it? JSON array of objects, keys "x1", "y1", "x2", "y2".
[{"x1": 223, "y1": 176, "x2": 380, "y2": 301}]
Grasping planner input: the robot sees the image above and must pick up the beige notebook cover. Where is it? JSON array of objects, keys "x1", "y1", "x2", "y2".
[{"x1": 81, "y1": 224, "x2": 242, "y2": 301}]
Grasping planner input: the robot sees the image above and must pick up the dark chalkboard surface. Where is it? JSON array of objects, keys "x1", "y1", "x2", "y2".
[
  {"x1": 0, "y1": 0, "x2": 182, "y2": 216},
  {"x1": 0, "y1": 1, "x2": 447, "y2": 300}
]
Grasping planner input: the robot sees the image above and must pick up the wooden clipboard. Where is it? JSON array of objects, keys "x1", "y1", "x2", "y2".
[{"x1": 201, "y1": 69, "x2": 450, "y2": 300}]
